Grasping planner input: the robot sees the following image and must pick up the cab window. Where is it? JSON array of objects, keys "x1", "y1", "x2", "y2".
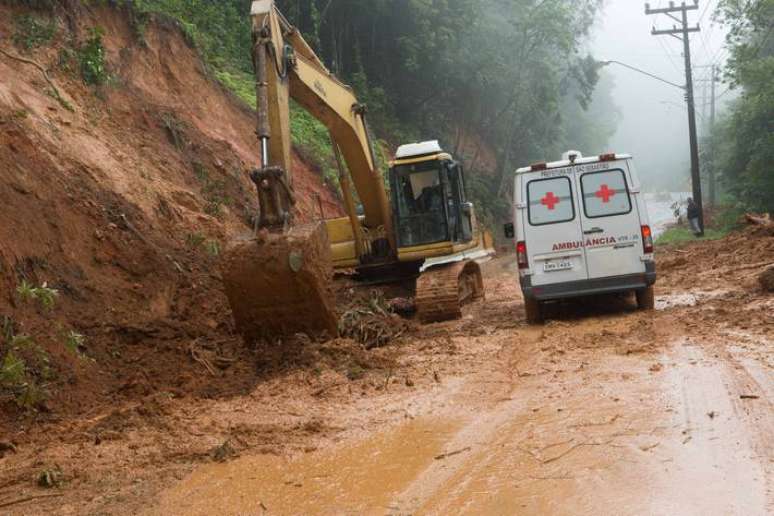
[
  {"x1": 580, "y1": 169, "x2": 632, "y2": 218},
  {"x1": 527, "y1": 177, "x2": 575, "y2": 226}
]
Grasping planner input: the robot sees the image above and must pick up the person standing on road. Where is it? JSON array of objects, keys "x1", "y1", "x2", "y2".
[{"x1": 686, "y1": 198, "x2": 701, "y2": 236}]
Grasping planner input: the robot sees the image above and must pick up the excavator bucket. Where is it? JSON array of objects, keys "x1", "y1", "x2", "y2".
[{"x1": 220, "y1": 222, "x2": 339, "y2": 344}]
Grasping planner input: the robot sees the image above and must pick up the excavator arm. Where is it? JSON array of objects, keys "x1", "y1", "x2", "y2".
[
  {"x1": 221, "y1": 0, "x2": 396, "y2": 342},
  {"x1": 249, "y1": 0, "x2": 394, "y2": 251}
]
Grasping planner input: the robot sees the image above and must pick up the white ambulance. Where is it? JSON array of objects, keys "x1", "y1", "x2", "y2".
[{"x1": 504, "y1": 151, "x2": 656, "y2": 323}]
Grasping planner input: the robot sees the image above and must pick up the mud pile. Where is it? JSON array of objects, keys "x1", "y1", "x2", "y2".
[
  {"x1": 0, "y1": 2, "x2": 341, "y2": 428},
  {"x1": 658, "y1": 225, "x2": 774, "y2": 288}
]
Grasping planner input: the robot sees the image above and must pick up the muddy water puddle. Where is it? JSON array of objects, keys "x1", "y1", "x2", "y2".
[
  {"x1": 656, "y1": 292, "x2": 698, "y2": 310},
  {"x1": 152, "y1": 417, "x2": 461, "y2": 515}
]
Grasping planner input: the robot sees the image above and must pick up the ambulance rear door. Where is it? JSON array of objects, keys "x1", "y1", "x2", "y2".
[{"x1": 520, "y1": 167, "x2": 589, "y2": 286}]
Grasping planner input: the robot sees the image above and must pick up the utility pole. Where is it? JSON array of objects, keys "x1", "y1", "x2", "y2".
[
  {"x1": 646, "y1": 1, "x2": 704, "y2": 235},
  {"x1": 708, "y1": 64, "x2": 717, "y2": 207},
  {"x1": 701, "y1": 77, "x2": 709, "y2": 134},
  {"x1": 695, "y1": 63, "x2": 716, "y2": 206}
]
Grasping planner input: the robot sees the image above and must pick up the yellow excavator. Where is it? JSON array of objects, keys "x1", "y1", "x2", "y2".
[{"x1": 221, "y1": 0, "x2": 495, "y2": 343}]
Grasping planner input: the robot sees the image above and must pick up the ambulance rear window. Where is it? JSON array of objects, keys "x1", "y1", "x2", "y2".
[
  {"x1": 527, "y1": 177, "x2": 575, "y2": 226},
  {"x1": 580, "y1": 169, "x2": 632, "y2": 218}
]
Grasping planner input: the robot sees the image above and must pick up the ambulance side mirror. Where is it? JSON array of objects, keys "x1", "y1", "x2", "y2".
[{"x1": 503, "y1": 223, "x2": 515, "y2": 239}]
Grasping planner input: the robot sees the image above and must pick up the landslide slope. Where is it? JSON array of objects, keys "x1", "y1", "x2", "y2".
[{"x1": 0, "y1": 2, "x2": 341, "y2": 426}]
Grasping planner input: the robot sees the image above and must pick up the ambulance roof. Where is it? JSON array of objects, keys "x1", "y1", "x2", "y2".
[{"x1": 515, "y1": 153, "x2": 632, "y2": 174}]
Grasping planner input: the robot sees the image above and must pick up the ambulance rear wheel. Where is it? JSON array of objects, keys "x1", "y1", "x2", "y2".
[
  {"x1": 524, "y1": 297, "x2": 543, "y2": 324},
  {"x1": 636, "y1": 286, "x2": 655, "y2": 311}
]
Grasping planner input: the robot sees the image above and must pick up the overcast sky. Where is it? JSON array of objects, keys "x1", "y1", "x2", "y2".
[{"x1": 590, "y1": 0, "x2": 732, "y2": 191}]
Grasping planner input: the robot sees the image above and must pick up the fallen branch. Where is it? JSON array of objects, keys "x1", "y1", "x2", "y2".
[
  {"x1": 312, "y1": 382, "x2": 345, "y2": 398},
  {"x1": 734, "y1": 261, "x2": 774, "y2": 272},
  {"x1": 0, "y1": 48, "x2": 73, "y2": 112},
  {"x1": 0, "y1": 493, "x2": 64, "y2": 509},
  {"x1": 540, "y1": 439, "x2": 613, "y2": 465},
  {"x1": 744, "y1": 213, "x2": 771, "y2": 226},
  {"x1": 434, "y1": 446, "x2": 471, "y2": 460},
  {"x1": 189, "y1": 342, "x2": 217, "y2": 376}
]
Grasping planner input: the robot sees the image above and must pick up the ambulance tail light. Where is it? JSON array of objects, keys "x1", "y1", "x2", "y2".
[
  {"x1": 516, "y1": 241, "x2": 529, "y2": 269},
  {"x1": 599, "y1": 153, "x2": 617, "y2": 162},
  {"x1": 530, "y1": 162, "x2": 547, "y2": 171},
  {"x1": 641, "y1": 225, "x2": 654, "y2": 254}
]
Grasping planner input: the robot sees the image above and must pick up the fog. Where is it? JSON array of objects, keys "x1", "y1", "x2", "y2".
[{"x1": 590, "y1": 0, "x2": 732, "y2": 192}]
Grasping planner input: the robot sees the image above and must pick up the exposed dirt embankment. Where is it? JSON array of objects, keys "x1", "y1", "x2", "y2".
[{"x1": 0, "y1": 3, "x2": 341, "y2": 426}]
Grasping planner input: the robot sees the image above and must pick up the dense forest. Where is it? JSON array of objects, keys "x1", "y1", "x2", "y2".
[
  {"x1": 110, "y1": 0, "x2": 617, "y2": 228},
  {"x1": 712, "y1": 0, "x2": 773, "y2": 214}
]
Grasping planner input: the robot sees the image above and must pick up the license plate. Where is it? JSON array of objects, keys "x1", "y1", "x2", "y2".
[{"x1": 544, "y1": 260, "x2": 573, "y2": 272}]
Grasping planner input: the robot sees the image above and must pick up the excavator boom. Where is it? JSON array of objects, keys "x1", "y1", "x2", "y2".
[{"x1": 222, "y1": 0, "x2": 394, "y2": 342}]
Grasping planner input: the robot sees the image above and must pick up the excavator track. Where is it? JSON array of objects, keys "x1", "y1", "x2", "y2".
[{"x1": 415, "y1": 260, "x2": 484, "y2": 323}]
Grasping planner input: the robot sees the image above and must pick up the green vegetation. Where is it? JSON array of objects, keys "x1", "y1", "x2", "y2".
[
  {"x1": 185, "y1": 232, "x2": 220, "y2": 256},
  {"x1": 64, "y1": 330, "x2": 86, "y2": 357},
  {"x1": 656, "y1": 226, "x2": 728, "y2": 246},
  {"x1": 0, "y1": 331, "x2": 52, "y2": 409},
  {"x1": 16, "y1": 280, "x2": 59, "y2": 311},
  {"x1": 204, "y1": 240, "x2": 220, "y2": 257},
  {"x1": 78, "y1": 26, "x2": 108, "y2": 86},
  {"x1": 13, "y1": 13, "x2": 57, "y2": 50},
  {"x1": 186, "y1": 232, "x2": 206, "y2": 248},
  {"x1": 213, "y1": 68, "x2": 341, "y2": 190},
  {"x1": 192, "y1": 161, "x2": 231, "y2": 218},
  {"x1": 2, "y1": 283, "x2": 87, "y2": 409},
  {"x1": 100, "y1": 0, "x2": 614, "y2": 230},
  {"x1": 711, "y1": 0, "x2": 774, "y2": 214}
]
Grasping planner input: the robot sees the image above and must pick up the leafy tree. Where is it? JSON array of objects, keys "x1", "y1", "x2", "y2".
[
  {"x1": 105, "y1": 0, "x2": 615, "y2": 227},
  {"x1": 713, "y1": 0, "x2": 774, "y2": 213}
]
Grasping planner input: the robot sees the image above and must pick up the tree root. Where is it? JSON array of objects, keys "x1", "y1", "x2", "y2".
[
  {"x1": 0, "y1": 493, "x2": 64, "y2": 509},
  {"x1": 0, "y1": 47, "x2": 74, "y2": 112}
]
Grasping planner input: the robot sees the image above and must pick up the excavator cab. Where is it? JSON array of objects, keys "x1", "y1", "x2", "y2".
[{"x1": 389, "y1": 141, "x2": 475, "y2": 250}]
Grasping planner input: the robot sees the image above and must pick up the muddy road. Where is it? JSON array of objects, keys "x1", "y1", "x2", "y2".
[
  {"x1": 2, "y1": 232, "x2": 773, "y2": 515},
  {"x1": 152, "y1": 258, "x2": 772, "y2": 515}
]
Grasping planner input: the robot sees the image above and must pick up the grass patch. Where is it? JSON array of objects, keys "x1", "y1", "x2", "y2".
[
  {"x1": 0, "y1": 333, "x2": 52, "y2": 409},
  {"x1": 192, "y1": 162, "x2": 230, "y2": 218},
  {"x1": 16, "y1": 280, "x2": 59, "y2": 311},
  {"x1": 13, "y1": 13, "x2": 56, "y2": 50},
  {"x1": 656, "y1": 226, "x2": 728, "y2": 246},
  {"x1": 212, "y1": 69, "x2": 341, "y2": 194}
]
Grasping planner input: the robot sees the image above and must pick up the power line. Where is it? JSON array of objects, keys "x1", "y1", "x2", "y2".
[
  {"x1": 697, "y1": 0, "x2": 714, "y2": 25},
  {"x1": 716, "y1": 86, "x2": 733, "y2": 99},
  {"x1": 750, "y1": 23, "x2": 774, "y2": 56},
  {"x1": 646, "y1": 0, "x2": 706, "y2": 234},
  {"x1": 656, "y1": 35, "x2": 685, "y2": 75}
]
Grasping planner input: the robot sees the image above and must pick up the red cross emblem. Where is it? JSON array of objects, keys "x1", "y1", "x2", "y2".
[
  {"x1": 541, "y1": 192, "x2": 560, "y2": 210},
  {"x1": 595, "y1": 184, "x2": 615, "y2": 203}
]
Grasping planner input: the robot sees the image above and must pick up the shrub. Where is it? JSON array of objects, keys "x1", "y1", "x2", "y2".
[
  {"x1": 13, "y1": 13, "x2": 57, "y2": 50},
  {"x1": 16, "y1": 280, "x2": 59, "y2": 310},
  {"x1": 79, "y1": 27, "x2": 108, "y2": 86}
]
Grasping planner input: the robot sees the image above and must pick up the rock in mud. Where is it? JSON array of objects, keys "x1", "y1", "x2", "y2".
[{"x1": 759, "y1": 267, "x2": 774, "y2": 292}]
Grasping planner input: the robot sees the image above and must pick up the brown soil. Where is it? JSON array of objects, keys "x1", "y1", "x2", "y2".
[
  {"x1": 1, "y1": 4, "x2": 772, "y2": 515},
  {"x1": 0, "y1": 3, "x2": 341, "y2": 431},
  {"x1": 0, "y1": 223, "x2": 770, "y2": 514}
]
